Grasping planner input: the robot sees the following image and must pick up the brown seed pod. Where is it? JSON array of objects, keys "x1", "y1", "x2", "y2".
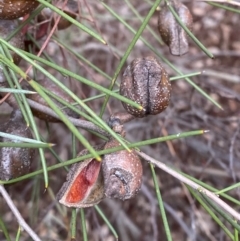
[
  {"x1": 120, "y1": 56, "x2": 171, "y2": 118},
  {"x1": 25, "y1": 78, "x2": 79, "y2": 122},
  {"x1": 102, "y1": 139, "x2": 143, "y2": 200},
  {"x1": 0, "y1": 20, "x2": 25, "y2": 90},
  {"x1": 158, "y1": 0, "x2": 193, "y2": 56},
  {"x1": 0, "y1": 19, "x2": 25, "y2": 65},
  {"x1": 0, "y1": 0, "x2": 39, "y2": 20},
  {"x1": 0, "y1": 110, "x2": 35, "y2": 181},
  {"x1": 39, "y1": 0, "x2": 79, "y2": 30},
  {"x1": 57, "y1": 148, "x2": 105, "y2": 208}
]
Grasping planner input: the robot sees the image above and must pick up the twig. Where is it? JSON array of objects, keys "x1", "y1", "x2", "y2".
[
  {"x1": 26, "y1": 98, "x2": 110, "y2": 137},
  {"x1": 1, "y1": 85, "x2": 111, "y2": 137},
  {"x1": 198, "y1": 0, "x2": 240, "y2": 7},
  {"x1": 0, "y1": 184, "x2": 42, "y2": 241},
  {"x1": 137, "y1": 151, "x2": 240, "y2": 221}
]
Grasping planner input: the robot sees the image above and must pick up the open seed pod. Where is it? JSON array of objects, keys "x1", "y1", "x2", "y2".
[
  {"x1": 57, "y1": 148, "x2": 105, "y2": 208},
  {"x1": 0, "y1": 0, "x2": 39, "y2": 20},
  {"x1": 158, "y1": 0, "x2": 193, "y2": 56},
  {"x1": 102, "y1": 139, "x2": 143, "y2": 200},
  {"x1": 120, "y1": 56, "x2": 171, "y2": 118},
  {"x1": 0, "y1": 110, "x2": 35, "y2": 181},
  {"x1": 25, "y1": 78, "x2": 79, "y2": 122},
  {"x1": 38, "y1": 0, "x2": 79, "y2": 30},
  {"x1": 0, "y1": 20, "x2": 24, "y2": 65}
]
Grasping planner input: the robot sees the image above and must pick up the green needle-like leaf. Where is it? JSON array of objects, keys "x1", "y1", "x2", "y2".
[
  {"x1": 19, "y1": 50, "x2": 141, "y2": 110},
  {"x1": 95, "y1": 206, "x2": 119, "y2": 239},
  {"x1": 150, "y1": 164, "x2": 172, "y2": 241},
  {"x1": 71, "y1": 209, "x2": 77, "y2": 240},
  {"x1": 0, "y1": 132, "x2": 49, "y2": 144},
  {"x1": 80, "y1": 209, "x2": 88, "y2": 241},
  {"x1": 103, "y1": 2, "x2": 222, "y2": 109},
  {"x1": 15, "y1": 227, "x2": 21, "y2": 241},
  {"x1": 0, "y1": 142, "x2": 53, "y2": 148},
  {"x1": 201, "y1": 193, "x2": 240, "y2": 233},
  {"x1": 164, "y1": 0, "x2": 214, "y2": 58},
  {"x1": 215, "y1": 182, "x2": 240, "y2": 195},
  {"x1": 29, "y1": 79, "x2": 101, "y2": 161},
  {"x1": 0, "y1": 39, "x2": 132, "y2": 153},
  {"x1": 100, "y1": 0, "x2": 163, "y2": 116},
  {"x1": 0, "y1": 50, "x2": 49, "y2": 187},
  {"x1": 189, "y1": 187, "x2": 235, "y2": 240},
  {"x1": 37, "y1": 0, "x2": 106, "y2": 44},
  {"x1": 0, "y1": 129, "x2": 206, "y2": 184},
  {"x1": 0, "y1": 88, "x2": 36, "y2": 94},
  {"x1": 208, "y1": 2, "x2": 240, "y2": 14},
  {"x1": 0, "y1": 215, "x2": 11, "y2": 241}
]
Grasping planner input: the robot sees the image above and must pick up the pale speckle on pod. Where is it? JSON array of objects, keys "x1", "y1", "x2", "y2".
[
  {"x1": 0, "y1": 0, "x2": 39, "y2": 20},
  {"x1": 25, "y1": 78, "x2": 79, "y2": 122},
  {"x1": 39, "y1": 0, "x2": 79, "y2": 30},
  {"x1": 158, "y1": 0, "x2": 193, "y2": 56},
  {"x1": 0, "y1": 19, "x2": 24, "y2": 65},
  {"x1": 57, "y1": 148, "x2": 105, "y2": 208},
  {"x1": 0, "y1": 110, "x2": 35, "y2": 181},
  {"x1": 102, "y1": 139, "x2": 143, "y2": 200},
  {"x1": 120, "y1": 56, "x2": 171, "y2": 118}
]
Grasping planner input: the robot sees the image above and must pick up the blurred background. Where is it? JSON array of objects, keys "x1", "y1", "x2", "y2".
[{"x1": 0, "y1": 0, "x2": 240, "y2": 240}]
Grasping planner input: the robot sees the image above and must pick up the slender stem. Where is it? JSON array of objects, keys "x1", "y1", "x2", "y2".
[
  {"x1": 26, "y1": 98, "x2": 110, "y2": 138},
  {"x1": 0, "y1": 129, "x2": 205, "y2": 185},
  {"x1": 150, "y1": 165, "x2": 172, "y2": 241},
  {"x1": 80, "y1": 209, "x2": 88, "y2": 241},
  {"x1": 165, "y1": 0, "x2": 214, "y2": 58},
  {"x1": 137, "y1": 151, "x2": 240, "y2": 221},
  {"x1": 0, "y1": 185, "x2": 41, "y2": 241},
  {"x1": 71, "y1": 209, "x2": 77, "y2": 240},
  {"x1": 94, "y1": 206, "x2": 119, "y2": 239},
  {"x1": 100, "y1": 0, "x2": 163, "y2": 116},
  {"x1": 200, "y1": 192, "x2": 240, "y2": 233},
  {"x1": 188, "y1": 187, "x2": 235, "y2": 239},
  {"x1": 201, "y1": 0, "x2": 240, "y2": 7}
]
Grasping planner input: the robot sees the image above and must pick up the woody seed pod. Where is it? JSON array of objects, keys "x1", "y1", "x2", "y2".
[
  {"x1": 0, "y1": 110, "x2": 35, "y2": 181},
  {"x1": 0, "y1": 19, "x2": 24, "y2": 66},
  {"x1": 120, "y1": 56, "x2": 171, "y2": 118},
  {"x1": 57, "y1": 148, "x2": 105, "y2": 208},
  {"x1": 0, "y1": 0, "x2": 39, "y2": 20},
  {"x1": 158, "y1": 0, "x2": 193, "y2": 56},
  {"x1": 58, "y1": 137, "x2": 143, "y2": 207},
  {"x1": 0, "y1": 20, "x2": 25, "y2": 86},
  {"x1": 102, "y1": 139, "x2": 143, "y2": 200}
]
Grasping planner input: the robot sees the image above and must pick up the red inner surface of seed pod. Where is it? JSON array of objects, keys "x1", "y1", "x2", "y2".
[{"x1": 66, "y1": 159, "x2": 101, "y2": 203}]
